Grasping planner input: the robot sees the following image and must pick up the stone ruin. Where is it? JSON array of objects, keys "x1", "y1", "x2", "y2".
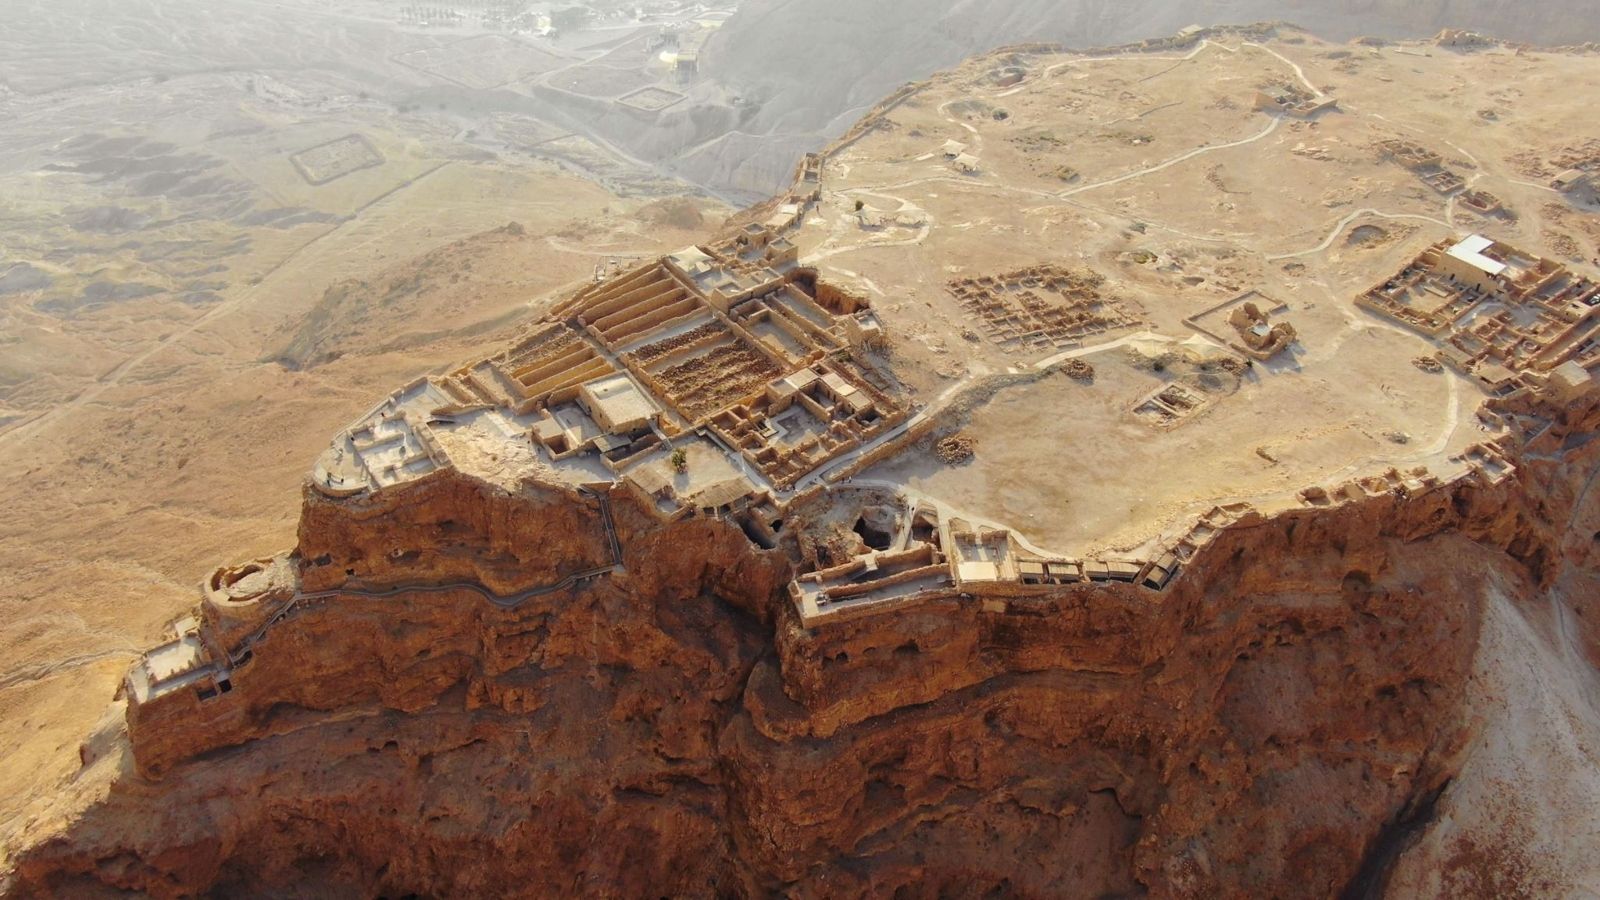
[
  {"x1": 1376, "y1": 138, "x2": 1468, "y2": 196},
  {"x1": 947, "y1": 265, "x2": 1140, "y2": 354},
  {"x1": 1359, "y1": 234, "x2": 1600, "y2": 390},
  {"x1": 1227, "y1": 301, "x2": 1298, "y2": 360},
  {"x1": 935, "y1": 434, "x2": 975, "y2": 465},
  {"x1": 1062, "y1": 359, "x2": 1095, "y2": 382},
  {"x1": 1251, "y1": 83, "x2": 1338, "y2": 119}
]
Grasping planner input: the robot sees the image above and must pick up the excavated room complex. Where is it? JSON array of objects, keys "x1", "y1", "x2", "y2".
[
  {"x1": 124, "y1": 21, "x2": 1600, "y2": 757},
  {"x1": 125, "y1": 198, "x2": 1588, "y2": 766},
  {"x1": 34, "y1": 25, "x2": 1600, "y2": 899}
]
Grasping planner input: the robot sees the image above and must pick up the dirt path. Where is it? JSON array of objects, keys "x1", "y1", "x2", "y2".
[
  {"x1": 1242, "y1": 42, "x2": 1322, "y2": 98},
  {"x1": 1063, "y1": 116, "x2": 1282, "y2": 198},
  {"x1": 1265, "y1": 207, "x2": 1452, "y2": 261}
]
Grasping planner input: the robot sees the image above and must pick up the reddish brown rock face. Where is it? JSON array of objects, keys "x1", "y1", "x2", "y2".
[
  {"x1": 11, "y1": 385, "x2": 1599, "y2": 899},
  {"x1": 296, "y1": 474, "x2": 616, "y2": 595}
]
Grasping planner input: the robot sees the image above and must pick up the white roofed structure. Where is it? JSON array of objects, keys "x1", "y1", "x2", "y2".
[{"x1": 1445, "y1": 234, "x2": 1507, "y2": 278}]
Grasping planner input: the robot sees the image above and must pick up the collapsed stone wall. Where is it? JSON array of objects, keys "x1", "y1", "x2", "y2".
[{"x1": 10, "y1": 382, "x2": 1600, "y2": 898}]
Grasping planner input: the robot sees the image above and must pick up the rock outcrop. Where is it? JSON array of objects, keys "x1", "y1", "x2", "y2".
[
  {"x1": 10, "y1": 376, "x2": 1600, "y2": 898},
  {"x1": 296, "y1": 473, "x2": 614, "y2": 595}
]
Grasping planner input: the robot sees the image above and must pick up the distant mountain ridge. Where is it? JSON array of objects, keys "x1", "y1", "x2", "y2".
[{"x1": 672, "y1": 0, "x2": 1592, "y2": 195}]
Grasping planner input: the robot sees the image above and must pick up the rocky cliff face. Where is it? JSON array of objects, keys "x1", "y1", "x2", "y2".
[
  {"x1": 296, "y1": 473, "x2": 614, "y2": 595},
  {"x1": 10, "y1": 382, "x2": 1599, "y2": 898}
]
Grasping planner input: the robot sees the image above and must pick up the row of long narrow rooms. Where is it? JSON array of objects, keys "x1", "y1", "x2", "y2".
[
  {"x1": 135, "y1": 226, "x2": 915, "y2": 708},
  {"x1": 289, "y1": 217, "x2": 1231, "y2": 644},
  {"x1": 304, "y1": 228, "x2": 1580, "y2": 638},
  {"x1": 144, "y1": 218, "x2": 1600, "y2": 718},
  {"x1": 302, "y1": 226, "x2": 933, "y2": 606}
]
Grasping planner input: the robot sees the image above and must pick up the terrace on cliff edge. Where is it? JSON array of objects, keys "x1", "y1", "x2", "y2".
[{"x1": 19, "y1": 24, "x2": 1600, "y2": 899}]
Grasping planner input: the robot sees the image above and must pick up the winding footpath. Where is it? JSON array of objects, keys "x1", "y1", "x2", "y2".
[{"x1": 1265, "y1": 208, "x2": 1452, "y2": 262}]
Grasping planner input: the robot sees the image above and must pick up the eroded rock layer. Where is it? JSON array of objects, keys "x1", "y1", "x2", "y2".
[
  {"x1": 10, "y1": 377, "x2": 1599, "y2": 899},
  {"x1": 17, "y1": 27, "x2": 1600, "y2": 892}
]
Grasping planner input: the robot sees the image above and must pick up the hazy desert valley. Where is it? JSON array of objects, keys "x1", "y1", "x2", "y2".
[{"x1": 4, "y1": 1, "x2": 1600, "y2": 896}]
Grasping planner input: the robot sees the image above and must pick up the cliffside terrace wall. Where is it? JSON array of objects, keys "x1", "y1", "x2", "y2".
[
  {"x1": 766, "y1": 457, "x2": 1519, "y2": 741},
  {"x1": 126, "y1": 582, "x2": 527, "y2": 778},
  {"x1": 725, "y1": 515, "x2": 1483, "y2": 895},
  {"x1": 723, "y1": 397, "x2": 1600, "y2": 894},
  {"x1": 127, "y1": 485, "x2": 794, "y2": 780},
  {"x1": 25, "y1": 378, "x2": 1600, "y2": 897}
]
